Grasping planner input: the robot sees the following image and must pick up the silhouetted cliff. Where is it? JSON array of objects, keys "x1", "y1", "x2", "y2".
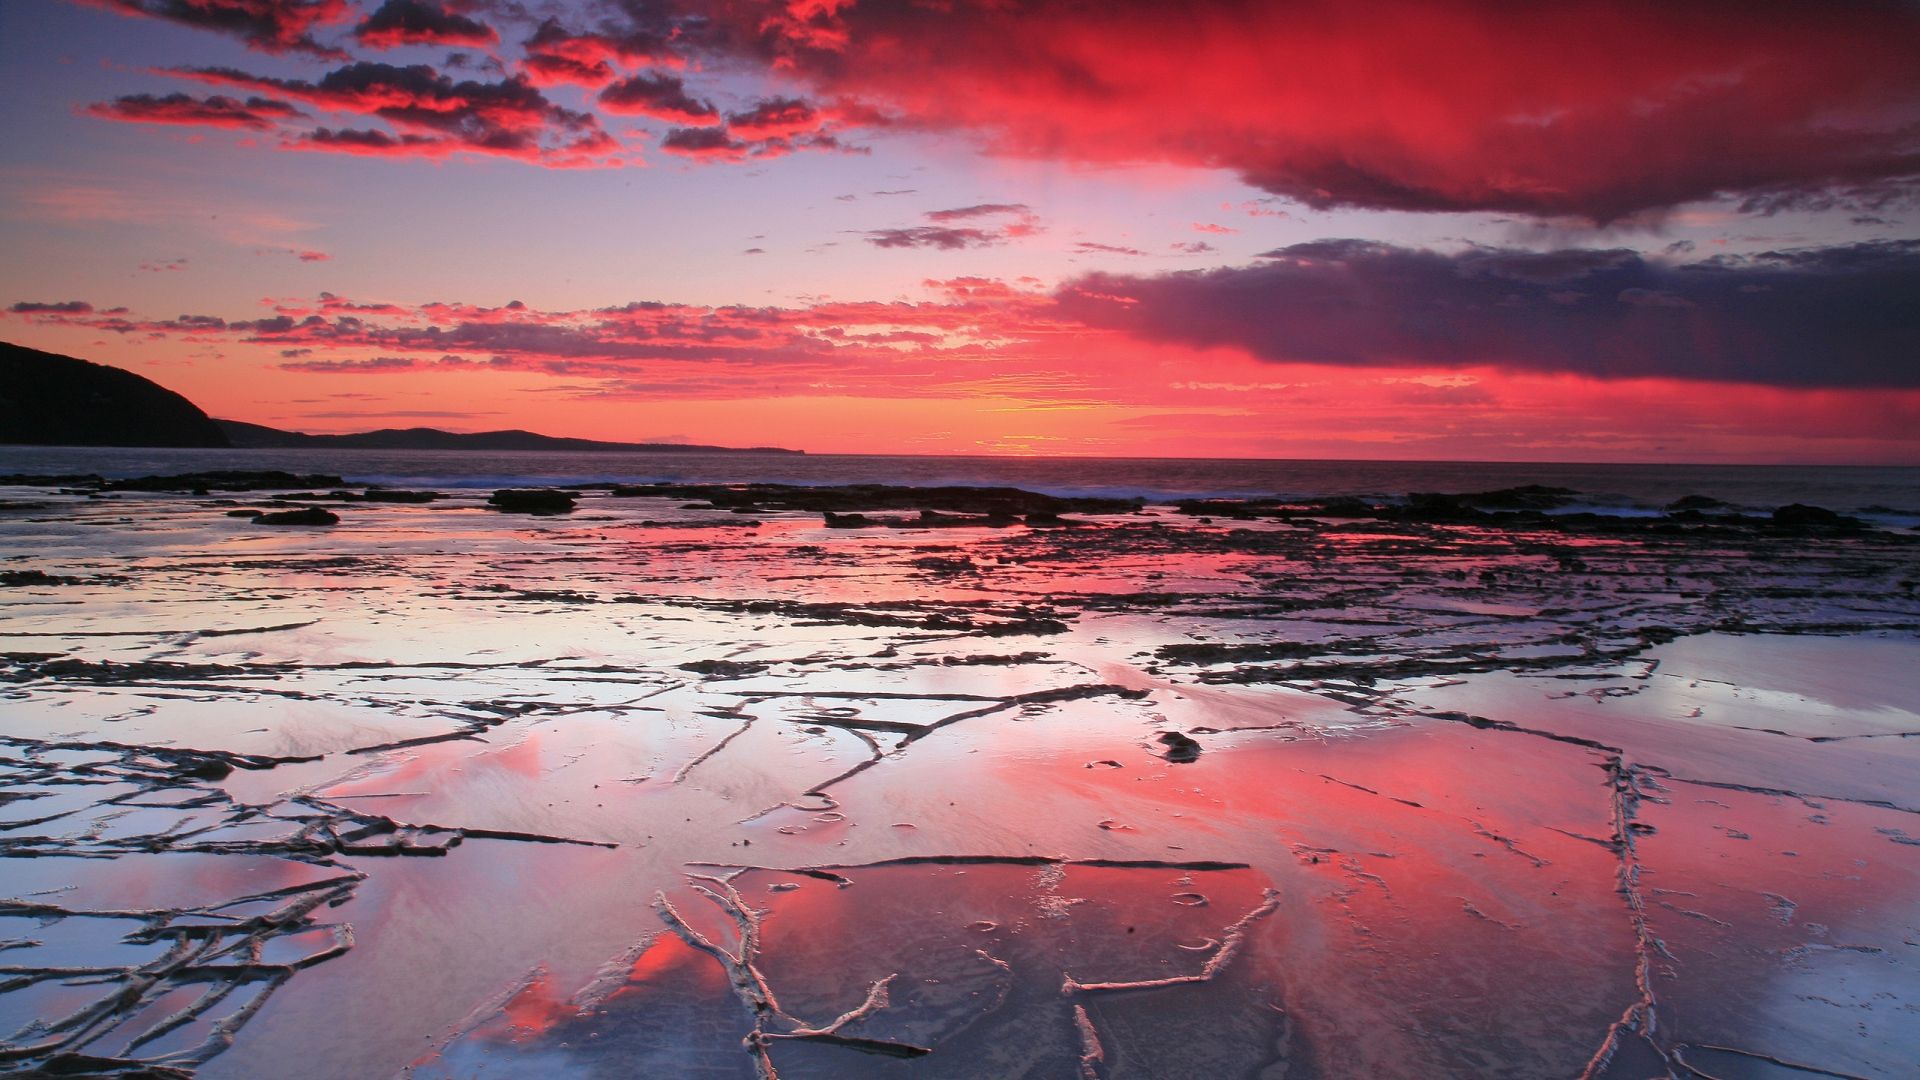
[{"x1": 0, "y1": 342, "x2": 230, "y2": 448}]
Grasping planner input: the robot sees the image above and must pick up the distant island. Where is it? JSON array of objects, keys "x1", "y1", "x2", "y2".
[
  {"x1": 0, "y1": 342, "x2": 800, "y2": 454},
  {"x1": 216, "y1": 419, "x2": 802, "y2": 455}
]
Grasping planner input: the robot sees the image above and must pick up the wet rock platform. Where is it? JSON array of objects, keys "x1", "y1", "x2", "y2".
[{"x1": 2, "y1": 480, "x2": 1916, "y2": 1078}]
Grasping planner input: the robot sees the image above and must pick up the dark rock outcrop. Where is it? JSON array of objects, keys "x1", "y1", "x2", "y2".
[
  {"x1": 488, "y1": 489, "x2": 576, "y2": 515},
  {"x1": 362, "y1": 489, "x2": 442, "y2": 503},
  {"x1": 0, "y1": 342, "x2": 230, "y2": 448},
  {"x1": 253, "y1": 507, "x2": 340, "y2": 526},
  {"x1": 1771, "y1": 503, "x2": 1861, "y2": 529},
  {"x1": 1157, "y1": 730, "x2": 1202, "y2": 763}
]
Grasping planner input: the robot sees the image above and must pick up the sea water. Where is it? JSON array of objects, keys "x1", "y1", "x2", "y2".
[{"x1": 3, "y1": 446, "x2": 1917, "y2": 517}]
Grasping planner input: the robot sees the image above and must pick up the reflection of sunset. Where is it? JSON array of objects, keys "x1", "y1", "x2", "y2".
[
  {"x1": 616, "y1": 932, "x2": 720, "y2": 991},
  {"x1": 486, "y1": 970, "x2": 572, "y2": 1043}
]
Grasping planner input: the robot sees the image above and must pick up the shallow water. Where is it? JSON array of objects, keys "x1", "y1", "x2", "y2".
[
  {"x1": 6, "y1": 445, "x2": 1918, "y2": 513},
  {"x1": 1, "y1": 482, "x2": 1916, "y2": 1078}
]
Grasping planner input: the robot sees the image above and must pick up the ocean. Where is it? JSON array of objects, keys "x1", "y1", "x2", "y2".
[{"x1": 3, "y1": 446, "x2": 1918, "y2": 518}]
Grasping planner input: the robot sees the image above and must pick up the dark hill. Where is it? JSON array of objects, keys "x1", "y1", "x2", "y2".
[
  {"x1": 0, "y1": 342, "x2": 229, "y2": 448},
  {"x1": 216, "y1": 420, "x2": 801, "y2": 454}
]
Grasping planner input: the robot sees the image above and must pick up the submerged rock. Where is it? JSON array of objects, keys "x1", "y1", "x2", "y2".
[
  {"x1": 614, "y1": 481, "x2": 1138, "y2": 517},
  {"x1": 1771, "y1": 503, "x2": 1861, "y2": 529},
  {"x1": 0, "y1": 569, "x2": 85, "y2": 587},
  {"x1": 108, "y1": 470, "x2": 349, "y2": 492},
  {"x1": 363, "y1": 489, "x2": 443, "y2": 503},
  {"x1": 253, "y1": 507, "x2": 340, "y2": 526}
]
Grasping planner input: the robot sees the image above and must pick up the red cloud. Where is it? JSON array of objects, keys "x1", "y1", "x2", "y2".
[
  {"x1": 84, "y1": 92, "x2": 304, "y2": 130},
  {"x1": 166, "y1": 63, "x2": 622, "y2": 167},
  {"x1": 725, "y1": 97, "x2": 822, "y2": 140},
  {"x1": 522, "y1": 53, "x2": 615, "y2": 89},
  {"x1": 698, "y1": 0, "x2": 1920, "y2": 221},
  {"x1": 16, "y1": 240, "x2": 1918, "y2": 395},
  {"x1": 10, "y1": 270, "x2": 1920, "y2": 459},
  {"x1": 523, "y1": 17, "x2": 678, "y2": 69},
  {"x1": 353, "y1": 0, "x2": 498, "y2": 50}
]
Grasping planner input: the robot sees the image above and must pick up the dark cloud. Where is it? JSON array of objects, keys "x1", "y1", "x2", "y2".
[
  {"x1": 83, "y1": 0, "x2": 352, "y2": 58},
  {"x1": 865, "y1": 227, "x2": 999, "y2": 250},
  {"x1": 515, "y1": 15, "x2": 684, "y2": 87},
  {"x1": 1055, "y1": 239, "x2": 1920, "y2": 386},
  {"x1": 9, "y1": 301, "x2": 94, "y2": 314},
  {"x1": 353, "y1": 0, "x2": 498, "y2": 50},
  {"x1": 169, "y1": 62, "x2": 616, "y2": 165},
  {"x1": 865, "y1": 203, "x2": 1042, "y2": 249},
  {"x1": 1734, "y1": 180, "x2": 1920, "y2": 218},
  {"x1": 645, "y1": 95, "x2": 855, "y2": 160},
  {"x1": 725, "y1": 97, "x2": 820, "y2": 139},
  {"x1": 1074, "y1": 241, "x2": 1149, "y2": 256},
  {"x1": 598, "y1": 73, "x2": 717, "y2": 123},
  {"x1": 281, "y1": 356, "x2": 418, "y2": 372},
  {"x1": 83, "y1": 92, "x2": 304, "y2": 130},
  {"x1": 297, "y1": 409, "x2": 493, "y2": 418},
  {"x1": 522, "y1": 51, "x2": 614, "y2": 87},
  {"x1": 297, "y1": 126, "x2": 446, "y2": 155},
  {"x1": 523, "y1": 15, "x2": 677, "y2": 66},
  {"x1": 659, "y1": 125, "x2": 748, "y2": 161},
  {"x1": 925, "y1": 203, "x2": 1030, "y2": 222}
]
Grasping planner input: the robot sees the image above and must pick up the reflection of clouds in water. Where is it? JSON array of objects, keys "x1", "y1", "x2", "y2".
[{"x1": 0, "y1": 482, "x2": 1914, "y2": 1077}]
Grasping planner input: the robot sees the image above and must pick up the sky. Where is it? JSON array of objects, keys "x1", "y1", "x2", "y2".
[{"x1": 0, "y1": 0, "x2": 1916, "y2": 462}]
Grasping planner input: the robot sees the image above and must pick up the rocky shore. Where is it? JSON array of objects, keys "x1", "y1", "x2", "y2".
[{"x1": 1, "y1": 473, "x2": 1916, "y2": 1078}]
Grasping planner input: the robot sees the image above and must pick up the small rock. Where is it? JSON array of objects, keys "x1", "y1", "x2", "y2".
[
  {"x1": 363, "y1": 489, "x2": 442, "y2": 504},
  {"x1": 253, "y1": 507, "x2": 339, "y2": 526},
  {"x1": 1157, "y1": 730, "x2": 1202, "y2": 763},
  {"x1": 1771, "y1": 503, "x2": 1858, "y2": 528}
]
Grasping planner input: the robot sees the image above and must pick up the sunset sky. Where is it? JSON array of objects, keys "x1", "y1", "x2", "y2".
[{"x1": 1, "y1": 0, "x2": 1916, "y2": 461}]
